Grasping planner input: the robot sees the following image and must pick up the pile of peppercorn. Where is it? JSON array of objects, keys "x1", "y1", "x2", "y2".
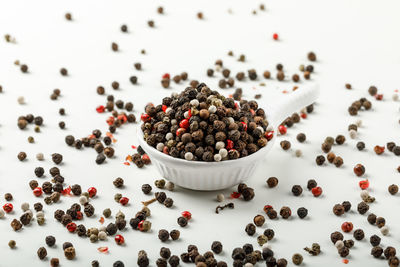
[{"x1": 141, "y1": 83, "x2": 270, "y2": 161}]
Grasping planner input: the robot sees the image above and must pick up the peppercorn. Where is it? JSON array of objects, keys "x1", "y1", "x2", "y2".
[
  {"x1": 253, "y1": 214, "x2": 265, "y2": 227},
  {"x1": 338, "y1": 246, "x2": 349, "y2": 258},
  {"x1": 11, "y1": 219, "x2": 22, "y2": 231},
  {"x1": 368, "y1": 234, "x2": 381, "y2": 247},
  {"x1": 45, "y1": 236, "x2": 56, "y2": 247},
  {"x1": 51, "y1": 153, "x2": 63, "y2": 164},
  {"x1": 321, "y1": 142, "x2": 331, "y2": 153},
  {"x1": 8, "y1": 240, "x2": 16, "y2": 249},
  {"x1": 331, "y1": 231, "x2": 344, "y2": 244},
  {"x1": 113, "y1": 177, "x2": 124, "y2": 188},
  {"x1": 155, "y1": 179, "x2": 166, "y2": 189},
  {"x1": 71, "y1": 184, "x2": 82, "y2": 196},
  {"x1": 335, "y1": 135, "x2": 346, "y2": 145},
  {"x1": 280, "y1": 140, "x2": 291, "y2": 150},
  {"x1": 164, "y1": 198, "x2": 174, "y2": 208},
  {"x1": 242, "y1": 187, "x2": 255, "y2": 201},
  {"x1": 389, "y1": 184, "x2": 399, "y2": 195},
  {"x1": 291, "y1": 185, "x2": 303, "y2": 196},
  {"x1": 292, "y1": 254, "x2": 303, "y2": 265},
  {"x1": 158, "y1": 229, "x2": 170, "y2": 242},
  {"x1": 37, "y1": 247, "x2": 47, "y2": 260},
  {"x1": 245, "y1": 223, "x2": 256, "y2": 236},
  {"x1": 384, "y1": 247, "x2": 397, "y2": 259},
  {"x1": 357, "y1": 201, "x2": 369, "y2": 214},
  {"x1": 267, "y1": 177, "x2": 278, "y2": 188},
  {"x1": 394, "y1": 146, "x2": 400, "y2": 156},
  {"x1": 18, "y1": 151, "x2": 27, "y2": 161},
  {"x1": 315, "y1": 155, "x2": 325, "y2": 165},
  {"x1": 376, "y1": 217, "x2": 385, "y2": 228},
  {"x1": 4, "y1": 193, "x2": 12, "y2": 201},
  {"x1": 280, "y1": 206, "x2": 291, "y2": 219},
  {"x1": 296, "y1": 133, "x2": 306, "y2": 143},
  {"x1": 353, "y1": 229, "x2": 365, "y2": 240},
  {"x1": 177, "y1": 216, "x2": 188, "y2": 227}
]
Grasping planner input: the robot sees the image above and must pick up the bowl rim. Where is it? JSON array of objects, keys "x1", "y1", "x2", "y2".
[{"x1": 136, "y1": 125, "x2": 275, "y2": 167}]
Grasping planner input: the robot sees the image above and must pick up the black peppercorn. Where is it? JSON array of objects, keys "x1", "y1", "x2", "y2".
[
  {"x1": 113, "y1": 261, "x2": 124, "y2": 267},
  {"x1": 45, "y1": 236, "x2": 56, "y2": 247},
  {"x1": 296, "y1": 133, "x2": 306, "y2": 143},
  {"x1": 353, "y1": 229, "x2": 365, "y2": 240},
  {"x1": 170, "y1": 229, "x2": 180, "y2": 240},
  {"x1": 367, "y1": 213, "x2": 377, "y2": 225},
  {"x1": 370, "y1": 235, "x2": 381, "y2": 247},
  {"x1": 316, "y1": 155, "x2": 325, "y2": 165},
  {"x1": 113, "y1": 177, "x2": 124, "y2": 188},
  {"x1": 211, "y1": 241, "x2": 223, "y2": 254},
  {"x1": 168, "y1": 255, "x2": 180, "y2": 267},
  {"x1": 242, "y1": 187, "x2": 255, "y2": 201},
  {"x1": 245, "y1": 223, "x2": 256, "y2": 236},
  {"x1": 280, "y1": 206, "x2": 291, "y2": 219},
  {"x1": 291, "y1": 185, "x2": 303, "y2": 196},
  {"x1": 331, "y1": 231, "x2": 344, "y2": 244},
  {"x1": 333, "y1": 204, "x2": 345, "y2": 216},
  {"x1": 51, "y1": 153, "x2": 63, "y2": 164},
  {"x1": 177, "y1": 216, "x2": 188, "y2": 227},
  {"x1": 158, "y1": 229, "x2": 170, "y2": 242},
  {"x1": 357, "y1": 201, "x2": 369, "y2": 214},
  {"x1": 342, "y1": 201, "x2": 351, "y2": 212},
  {"x1": 297, "y1": 207, "x2": 308, "y2": 219},
  {"x1": 307, "y1": 179, "x2": 317, "y2": 190}
]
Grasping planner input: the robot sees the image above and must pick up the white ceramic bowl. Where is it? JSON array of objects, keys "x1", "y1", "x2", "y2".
[{"x1": 137, "y1": 84, "x2": 319, "y2": 191}]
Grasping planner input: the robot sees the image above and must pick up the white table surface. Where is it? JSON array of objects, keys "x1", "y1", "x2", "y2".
[{"x1": 0, "y1": 0, "x2": 400, "y2": 266}]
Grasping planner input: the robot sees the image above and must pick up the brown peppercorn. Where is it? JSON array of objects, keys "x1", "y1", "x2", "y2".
[
  {"x1": 263, "y1": 70, "x2": 271, "y2": 79},
  {"x1": 308, "y1": 52, "x2": 317, "y2": 61},
  {"x1": 371, "y1": 246, "x2": 383, "y2": 258},
  {"x1": 111, "y1": 42, "x2": 119, "y2": 51},
  {"x1": 37, "y1": 247, "x2": 47, "y2": 260},
  {"x1": 253, "y1": 214, "x2": 265, "y2": 227},
  {"x1": 368, "y1": 86, "x2": 378, "y2": 96},
  {"x1": 376, "y1": 217, "x2": 386, "y2": 228},
  {"x1": 384, "y1": 247, "x2": 397, "y2": 260},
  {"x1": 276, "y1": 71, "x2": 285, "y2": 81},
  {"x1": 170, "y1": 229, "x2": 180, "y2": 240},
  {"x1": 389, "y1": 184, "x2": 399, "y2": 195},
  {"x1": 333, "y1": 156, "x2": 343, "y2": 167},
  {"x1": 50, "y1": 258, "x2": 60, "y2": 267},
  {"x1": 296, "y1": 133, "x2": 306, "y2": 143},
  {"x1": 321, "y1": 142, "x2": 332, "y2": 153},
  {"x1": 65, "y1": 13, "x2": 72, "y2": 20},
  {"x1": 279, "y1": 206, "x2": 291, "y2": 219},
  {"x1": 374, "y1": 145, "x2": 385, "y2": 155},
  {"x1": 60, "y1": 68, "x2": 68, "y2": 76},
  {"x1": 11, "y1": 219, "x2": 23, "y2": 231},
  {"x1": 18, "y1": 151, "x2": 27, "y2": 161},
  {"x1": 335, "y1": 135, "x2": 346, "y2": 145},
  {"x1": 20, "y1": 64, "x2": 28, "y2": 73},
  {"x1": 266, "y1": 177, "x2": 278, "y2": 188},
  {"x1": 64, "y1": 246, "x2": 76, "y2": 260},
  {"x1": 280, "y1": 140, "x2": 291, "y2": 150},
  {"x1": 326, "y1": 152, "x2": 336, "y2": 163},
  {"x1": 333, "y1": 204, "x2": 345, "y2": 216}
]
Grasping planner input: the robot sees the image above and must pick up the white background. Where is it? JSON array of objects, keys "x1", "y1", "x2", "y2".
[{"x1": 0, "y1": 0, "x2": 400, "y2": 266}]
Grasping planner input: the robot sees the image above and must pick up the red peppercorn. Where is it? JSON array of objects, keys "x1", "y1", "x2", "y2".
[
  {"x1": 3, "y1": 203, "x2": 13, "y2": 213},
  {"x1": 230, "y1": 192, "x2": 241, "y2": 199},
  {"x1": 33, "y1": 187, "x2": 43, "y2": 197},
  {"x1": 179, "y1": 119, "x2": 189, "y2": 129},
  {"x1": 162, "y1": 146, "x2": 169, "y2": 154},
  {"x1": 76, "y1": 211, "x2": 83, "y2": 220},
  {"x1": 375, "y1": 94, "x2": 383, "y2": 100},
  {"x1": 300, "y1": 113, "x2": 307, "y2": 119},
  {"x1": 226, "y1": 139, "x2": 234, "y2": 150},
  {"x1": 265, "y1": 131, "x2": 274, "y2": 141},
  {"x1": 96, "y1": 105, "x2": 105, "y2": 113},
  {"x1": 241, "y1": 122, "x2": 248, "y2": 131},
  {"x1": 138, "y1": 220, "x2": 145, "y2": 231},
  {"x1": 140, "y1": 113, "x2": 151, "y2": 122},
  {"x1": 162, "y1": 73, "x2": 170, "y2": 79},
  {"x1": 278, "y1": 125, "x2": 287, "y2": 135},
  {"x1": 273, "y1": 33, "x2": 279, "y2": 40},
  {"x1": 341, "y1": 222, "x2": 354, "y2": 232},
  {"x1": 142, "y1": 154, "x2": 151, "y2": 164},
  {"x1": 181, "y1": 211, "x2": 192, "y2": 220},
  {"x1": 176, "y1": 128, "x2": 185, "y2": 137},
  {"x1": 88, "y1": 187, "x2": 97, "y2": 198},
  {"x1": 162, "y1": 105, "x2": 167, "y2": 112},
  {"x1": 106, "y1": 116, "x2": 115, "y2": 126},
  {"x1": 119, "y1": 197, "x2": 129, "y2": 206},
  {"x1": 374, "y1": 145, "x2": 385, "y2": 155},
  {"x1": 115, "y1": 234, "x2": 125, "y2": 245},
  {"x1": 311, "y1": 186, "x2": 323, "y2": 197},
  {"x1": 359, "y1": 180, "x2": 369, "y2": 190},
  {"x1": 66, "y1": 222, "x2": 77, "y2": 232},
  {"x1": 187, "y1": 109, "x2": 192, "y2": 118}
]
